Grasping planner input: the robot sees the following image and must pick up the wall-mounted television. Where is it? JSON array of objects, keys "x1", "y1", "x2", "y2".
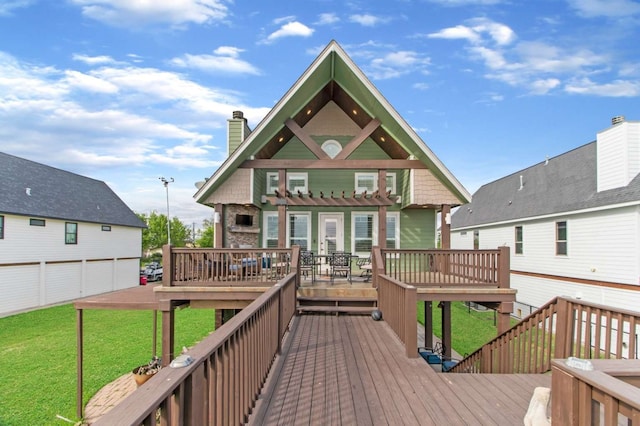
[{"x1": 235, "y1": 214, "x2": 253, "y2": 226}]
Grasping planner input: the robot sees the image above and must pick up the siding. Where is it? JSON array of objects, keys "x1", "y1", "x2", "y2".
[{"x1": 399, "y1": 209, "x2": 436, "y2": 249}]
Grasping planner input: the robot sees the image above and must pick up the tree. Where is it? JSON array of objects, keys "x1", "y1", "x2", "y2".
[
  {"x1": 137, "y1": 211, "x2": 190, "y2": 254},
  {"x1": 196, "y1": 218, "x2": 214, "y2": 247}
]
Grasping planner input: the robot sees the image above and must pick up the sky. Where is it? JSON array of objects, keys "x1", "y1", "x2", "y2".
[{"x1": 1, "y1": 0, "x2": 639, "y2": 231}]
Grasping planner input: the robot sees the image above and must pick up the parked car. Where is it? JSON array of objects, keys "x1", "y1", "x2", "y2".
[{"x1": 143, "y1": 262, "x2": 163, "y2": 282}]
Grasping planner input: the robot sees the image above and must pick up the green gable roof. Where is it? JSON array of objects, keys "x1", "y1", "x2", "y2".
[{"x1": 195, "y1": 40, "x2": 470, "y2": 205}]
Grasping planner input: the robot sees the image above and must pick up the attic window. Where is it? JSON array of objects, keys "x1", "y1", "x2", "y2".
[
  {"x1": 30, "y1": 218, "x2": 45, "y2": 227},
  {"x1": 321, "y1": 140, "x2": 342, "y2": 159}
]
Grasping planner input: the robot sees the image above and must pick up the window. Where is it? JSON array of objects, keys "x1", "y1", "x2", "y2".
[
  {"x1": 386, "y1": 213, "x2": 400, "y2": 249},
  {"x1": 473, "y1": 230, "x2": 479, "y2": 249},
  {"x1": 354, "y1": 172, "x2": 396, "y2": 194},
  {"x1": 556, "y1": 221, "x2": 567, "y2": 255},
  {"x1": 263, "y1": 213, "x2": 279, "y2": 248},
  {"x1": 515, "y1": 226, "x2": 523, "y2": 254},
  {"x1": 235, "y1": 214, "x2": 253, "y2": 226},
  {"x1": 288, "y1": 213, "x2": 310, "y2": 250},
  {"x1": 266, "y1": 172, "x2": 279, "y2": 194},
  {"x1": 287, "y1": 173, "x2": 308, "y2": 194},
  {"x1": 321, "y1": 139, "x2": 342, "y2": 158},
  {"x1": 101, "y1": 225, "x2": 111, "y2": 231},
  {"x1": 65, "y1": 222, "x2": 78, "y2": 244},
  {"x1": 353, "y1": 213, "x2": 376, "y2": 253},
  {"x1": 30, "y1": 218, "x2": 45, "y2": 226},
  {"x1": 0, "y1": 215, "x2": 3, "y2": 239}
]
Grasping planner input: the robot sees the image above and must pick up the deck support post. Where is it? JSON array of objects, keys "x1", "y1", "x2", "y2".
[
  {"x1": 424, "y1": 301, "x2": 433, "y2": 349},
  {"x1": 161, "y1": 302, "x2": 175, "y2": 367},
  {"x1": 441, "y1": 301, "x2": 452, "y2": 358}
]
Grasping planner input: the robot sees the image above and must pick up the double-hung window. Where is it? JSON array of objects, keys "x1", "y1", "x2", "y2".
[
  {"x1": 65, "y1": 222, "x2": 78, "y2": 244},
  {"x1": 266, "y1": 172, "x2": 279, "y2": 194},
  {"x1": 353, "y1": 213, "x2": 376, "y2": 253},
  {"x1": 355, "y1": 172, "x2": 396, "y2": 194},
  {"x1": 556, "y1": 221, "x2": 567, "y2": 255},
  {"x1": 263, "y1": 212, "x2": 279, "y2": 248},
  {"x1": 515, "y1": 226, "x2": 523, "y2": 254},
  {"x1": 288, "y1": 213, "x2": 310, "y2": 250},
  {"x1": 386, "y1": 213, "x2": 400, "y2": 249},
  {"x1": 287, "y1": 173, "x2": 308, "y2": 194}
]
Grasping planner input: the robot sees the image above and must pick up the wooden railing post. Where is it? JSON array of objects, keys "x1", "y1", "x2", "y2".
[
  {"x1": 163, "y1": 244, "x2": 173, "y2": 286},
  {"x1": 554, "y1": 298, "x2": 572, "y2": 359},
  {"x1": 372, "y1": 246, "x2": 384, "y2": 289},
  {"x1": 405, "y1": 285, "x2": 417, "y2": 358},
  {"x1": 497, "y1": 246, "x2": 510, "y2": 288}
]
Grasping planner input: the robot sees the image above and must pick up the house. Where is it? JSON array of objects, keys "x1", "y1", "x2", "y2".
[
  {"x1": 0, "y1": 152, "x2": 146, "y2": 317},
  {"x1": 451, "y1": 116, "x2": 640, "y2": 318},
  {"x1": 193, "y1": 40, "x2": 470, "y2": 254}
]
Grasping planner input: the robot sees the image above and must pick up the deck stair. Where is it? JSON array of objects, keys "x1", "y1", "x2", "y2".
[{"x1": 297, "y1": 286, "x2": 377, "y2": 315}]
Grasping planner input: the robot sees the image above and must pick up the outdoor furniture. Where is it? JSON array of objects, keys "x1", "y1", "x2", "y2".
[
  {"x1": 418, "y1": 342, "x2": 445, "y2": 365},
  {"x1": 330, "y1": 251, "x2": 352, "y2": 283},
  {"x1": 357, "y1": 256, "x2": 372, "y2": 281},
  {"x1": 299, "y1": 250, "x2": 319, "y2": 282}
]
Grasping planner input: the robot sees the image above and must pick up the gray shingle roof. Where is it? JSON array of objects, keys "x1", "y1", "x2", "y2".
[
  {"x1": 452, "y1": 141, "x2": 640, "y2": 228},
  {"x1": 0, "y1": 152, "x2": 145, "y2": 228}
]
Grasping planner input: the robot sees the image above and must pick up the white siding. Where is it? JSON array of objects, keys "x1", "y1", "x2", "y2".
[
  {"x1": 451, "y1": 231, "x2": 474, "y2": 249},
  {"x1": 0, "y1": 214, "x2": 142, "y2": 316},
  {"x1": 597, "y1": 121, "x2": 640, "y2": 192}
]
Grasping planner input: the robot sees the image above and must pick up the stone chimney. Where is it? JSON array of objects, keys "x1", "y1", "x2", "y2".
[{"x1": 227, "y1": 111, "x2": 251, "y2": 156}]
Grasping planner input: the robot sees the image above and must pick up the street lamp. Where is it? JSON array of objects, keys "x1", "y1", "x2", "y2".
[{"x1": 159, "y1": 177, "x2": 174, "y2": 246}]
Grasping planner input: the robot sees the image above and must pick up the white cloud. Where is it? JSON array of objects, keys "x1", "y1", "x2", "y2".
[
  {"x1": 568, "y1": 0, "x2": 640, "y2": 18},
  {"x1": 64, "y1": 70, "x2": 119, "y2": 93},
  {"x1": 72, "y1": 54, "x2": 116, "y2": 66},
  {"x1": 0, "y1": 0, "x2": 34, "y2": 16},
  {"x1": 413, "y1": 82, "x2": 430, "y2": 90},
  {"x1": 263, "y1": 21, "x2": 314, "y2": 44},
  {"x1": 348, "y1": 14, "x2": 390, "y2": 27},
  {"x1": 428, "y1": 25, "x2": 480, "y2": 43},
  {"x1": 565, "y1": 78, "x2": 640, "y2": 96},
  {"x1": 316, "y1": 13, "x2": 339, "y2": 25},
  {"x1": 70, "y1": 0, "x2": 229, "y2": 28},
  {"x1": 529, "y1": 78, "x2": 561, "y2": 95},
  {"x1": 170, "y1": 47, "x2": 261, "y2": 75},
  {"x1": 428, "y1": 18, "x2": 515, "y2": 46},
  {"x1": 367, "y1": 50, "x2": 431, "y2": 79}
]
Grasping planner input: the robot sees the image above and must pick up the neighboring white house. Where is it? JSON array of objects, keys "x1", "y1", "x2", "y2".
[
  {"x1": 451, "y1": 116, "x2": 640, "y2": 318},
  {"x1": 0, "y1": 152, "x2": 146, "y2": 317}
]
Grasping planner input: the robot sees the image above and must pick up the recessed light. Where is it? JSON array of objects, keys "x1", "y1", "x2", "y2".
[
  {"x1": 380, "y1": 136, "x2": 385, "y2": 142},
  {"x1": 352, "y1": 109, "x2": 358, "y2": 115},
  {"x1": 306, "y1": 109, "x2": 312, "y2": 115},
  {"x1": 278, "y1": 136, "x2": 284, "y2": 143}
]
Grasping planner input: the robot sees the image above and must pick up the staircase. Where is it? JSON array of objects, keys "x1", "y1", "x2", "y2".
[{"x1": 297, "y1": 286, "x2": 377, "y2": 315}]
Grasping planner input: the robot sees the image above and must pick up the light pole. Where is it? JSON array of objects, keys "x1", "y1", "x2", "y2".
[{"x1": 159, "y1": 177, "x2": 174, "y2": 246}]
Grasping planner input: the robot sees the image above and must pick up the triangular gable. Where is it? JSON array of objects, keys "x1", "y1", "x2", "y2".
[{"x1": 195, "y1": 40, "x2": 470, "y2": 205}]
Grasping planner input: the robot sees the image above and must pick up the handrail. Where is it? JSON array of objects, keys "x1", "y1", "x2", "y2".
[
  {"x1": 94, "y1": 273, "x2": 298, "y2": 425},
  {"x1": 452, "y1": 296, "x2": 640, "y2": 374},
  {"x1": 377, "y1": 273, "x2": 417, "y2": 358},
  {"x1": 162, "y1": 246, "x2": 293, "y2": 286},
  {"x1": 380, "y1": 247, "x2": 509, "y2": 288},
  {"x1": 551, "y1": 359, "x2": 640, "y2": 424}
]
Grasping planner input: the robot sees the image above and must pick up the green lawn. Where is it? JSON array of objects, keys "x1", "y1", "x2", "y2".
[
  {"x1": 0, "y1": 304, "x2": 215, "y2": 425},
  {"x1": 417, "y1": 301, "x2": 517, "y2": 356}
]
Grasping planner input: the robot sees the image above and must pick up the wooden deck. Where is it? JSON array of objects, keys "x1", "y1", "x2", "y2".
[{"x1": 249, "y1": 315, "x2": 551, "y2": 425}]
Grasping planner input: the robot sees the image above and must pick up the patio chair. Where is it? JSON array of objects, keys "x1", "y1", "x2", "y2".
[
  {"x1": 357, "y1": 256, "x2": 372, "y2": 282},
  {"x1": 330, "y1": 251, "x2": 352, "y2": 284},
  {"x1": 418, "y1": 342, "x2": 445, "y2": 365},
  {"x1": 299, "y1": 250, "x2": 318, "y2": 282}
]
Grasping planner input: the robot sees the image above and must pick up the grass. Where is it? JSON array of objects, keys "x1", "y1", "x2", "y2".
[
  {"x1": 417, "y1": 301, "x2": 518, "y2": 356},
  {"x1": 0, "y1": 304, "x2": 215, "y2": 425}
]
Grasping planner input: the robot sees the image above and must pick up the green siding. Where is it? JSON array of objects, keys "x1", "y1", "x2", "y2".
[
  {"x1": 228, "y1": 120, "x2": 244, "y2": 154},
  {"x1": 399, "y1": 209, "x2": 437, "y2": 249}
]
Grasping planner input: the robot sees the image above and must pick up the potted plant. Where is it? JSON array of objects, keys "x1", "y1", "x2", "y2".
[{"x1": 132, "y1": 356, "x2": 161, "y2": 386}]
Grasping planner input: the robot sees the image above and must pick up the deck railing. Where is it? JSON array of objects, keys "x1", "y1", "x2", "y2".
[
  {"x1": 453, "y1": 297, "x2": 640, "y2": 374},
  {"x1": 377, "y1": 274, "x2": 417, "y2": 358},
  {"x1": 551, "y1": 359, "x2": 640, "y2": 425},
  {"x1": 163, "y1": 246, "x2": 293, "y2": 286},
  {"x1": 94, "y1": 273, "x2": 298, "y2": 425},
  {"x1": 379, "y1": 247, "x2": 509, "y2": 287}
]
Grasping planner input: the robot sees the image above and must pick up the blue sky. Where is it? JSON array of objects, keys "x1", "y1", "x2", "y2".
[{"x1": 1, "y1": 0, "x2": 639, "y2": 229}]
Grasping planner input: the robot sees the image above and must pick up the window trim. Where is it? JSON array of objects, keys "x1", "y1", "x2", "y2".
[
  {"x1": 354, "y1": 172, "x2": 396, "y2": 194},
  {"x1": 266, "y1": 172, "x2": 279, "y2": 194},
  {"x1": 515, "y1": 225, "x2": 523, "y2": 254},
  {"x1": 352, "y1": 212, "x2": 378, "y2": 255},
  {"x1": 0, "y1": 215, "x2": 4, "y2": 239},
  {"x1": 321, "y1": 139, "x2": 342, "y2": 158},
  {"x1": 287, "y1": 211, "x2": 311, "y2": 250},
  {"x1": 556, "y1": 221, "x2": 567, "y2": 255},
  {"x1": 386, "y1": 212, "x2": 400, "y2": 249},
  {"x1": 65, "y1": 222, "x2": 78, "y2": 245},
  {"x1": 262, "y1": 212, "x2": 279, "y2": 248},
  {"x1": 287, "y1": 172, "x2": 308, "y2": 194}
]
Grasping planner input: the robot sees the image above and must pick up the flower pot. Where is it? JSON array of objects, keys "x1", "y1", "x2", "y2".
[{"x1": 132, "y1": 366, "x2": 156, "y2": 387}]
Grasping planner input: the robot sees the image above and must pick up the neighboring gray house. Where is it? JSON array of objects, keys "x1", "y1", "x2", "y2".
[
  {"x1": 0, "y1": 152, "x2": 146, "y2": 316},
  {"x1": 451, "y1": 117, "x2": 640, "y2": 318}
]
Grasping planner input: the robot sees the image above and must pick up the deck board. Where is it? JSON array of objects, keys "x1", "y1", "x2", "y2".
[{"x1": 249, "y1": 315, "x2": 551, "y2": 425}]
